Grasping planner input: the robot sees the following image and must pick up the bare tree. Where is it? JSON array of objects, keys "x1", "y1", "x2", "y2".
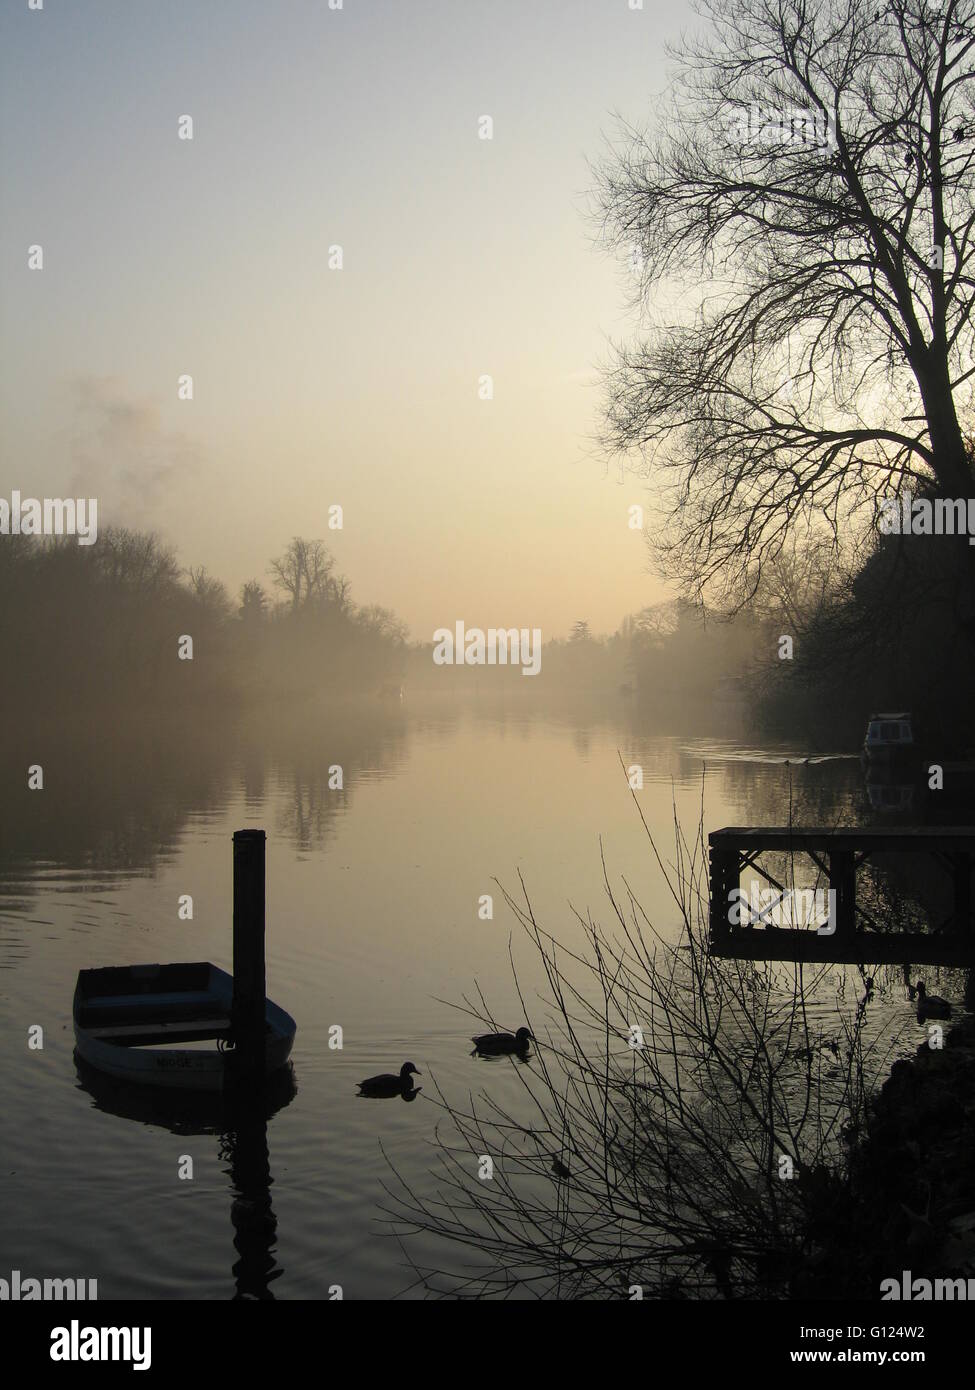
[
  {"x1": 747, "y1": 531, "x2": 852, "y2": 636},
  {"x1": 238, "y1": 579, "x2": 268, "y2": 624},
  {"x1": 595, "y1": 0, "x2": 975, "y2": 603},
  {"x1": 327, "y1": 571, "x2": 353, "y2": 614},
  {"x1": 268, "y1": 537, "x2": 335, "y2": 613},
  {"x1": 357, "y1": 603, "x2": 409, "y2": 643},
  {"x1": 632, "y1": 601, "x2": 681, "y2": 644},
  {"x1": 187, "y1": 565, "x2": 231, "y2": 617},
  {"x1": 94, "y1": 527, "x2": 181, "y2": 594}
]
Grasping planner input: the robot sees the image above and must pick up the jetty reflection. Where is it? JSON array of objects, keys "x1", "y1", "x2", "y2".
[{"x1": 74, "y1": 1055, "x2": 296, "y2": 1299}]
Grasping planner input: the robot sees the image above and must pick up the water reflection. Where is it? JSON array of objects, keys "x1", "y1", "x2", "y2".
[
  {"x1": 3, "y1": 695, "x2": 971, "y2": 1298},
  {"x1": 0, "y1": 700, "x2": 411, "y2": 916},
  {"x1": 222, "y1": 1099, "x2": 280, "y2": 1300},
  {"x1": 74, "y1": 1055, "x2": 296, "y2": 1299}
]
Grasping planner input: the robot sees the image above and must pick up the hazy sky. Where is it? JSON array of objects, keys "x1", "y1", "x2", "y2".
[{"x1": 1, "y1": 0, "x2": 696, "y2": 639}]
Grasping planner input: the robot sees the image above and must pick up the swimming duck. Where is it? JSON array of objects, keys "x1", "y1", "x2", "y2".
[
  {"x1": 915, "y1": 981, "x2": 951, "y2": 1022},
  {"x1": 357, "y1": 1062, "x2": 421, "y2": 1097},
  {"x1": 470, "y1": 1026, "x2": 534, "y2": 1056}
]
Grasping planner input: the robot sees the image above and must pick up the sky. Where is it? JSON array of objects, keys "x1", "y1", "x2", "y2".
[{"x1": 1, "y1": 0, "x2": 697, "y2": 639}]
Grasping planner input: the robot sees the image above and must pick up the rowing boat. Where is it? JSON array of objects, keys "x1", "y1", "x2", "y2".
[{"x1": 73, "y1": 961, "x2": 296, "y2": 1091}]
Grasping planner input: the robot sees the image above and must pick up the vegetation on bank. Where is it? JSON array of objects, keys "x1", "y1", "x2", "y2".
[
  {"x1": 0, "y1": 530, "x2": 408, "y2": 714},
  {"x1": 754, "y1": 522, "x2": 975, "y2": 752},
  {"x1": 802, "y1": 1009, "x2": 975, "y2": 1299}
]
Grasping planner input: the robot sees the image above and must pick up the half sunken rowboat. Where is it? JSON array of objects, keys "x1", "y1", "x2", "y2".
[
  {"x1": 73, "y1": 829, "x2": 296, "y2": 1091},
  {"x1": 73, "y1": 962, "x2": 296, "y2": 1091}
]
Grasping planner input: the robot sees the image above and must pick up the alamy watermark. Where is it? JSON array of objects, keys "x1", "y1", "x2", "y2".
[
  {"x1": 1, "y1": 1268, "x2": 97, "y2": 1299},
  {"x1": 433, "y1": 622, "x2": 542, "y2": 676},
  {"x1": 729, "y1": 885, "x2": 837, "y2": 934},
  {"x1": 881, "y1": 1270, "x2": 975, "y2": 1300},
  {"x1": 0, "y1": 491, "x2": 98, "y2": 545},
  {"x1": 50, "y1": 1320, "x2": 151, "y2": 1371},
  {"x1": 878, "y1": 489, "x2": 975, "y2": 545},
  {"x1": 722, "y1": 103, "x2": 838, "y2": 151}
]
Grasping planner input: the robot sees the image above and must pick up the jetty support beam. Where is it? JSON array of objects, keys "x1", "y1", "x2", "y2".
[
  {"x1": 828, "y1": 850, "x2": 856, "y2": 941},
  {"x1": 709, "y1": 841, "x2": 739, "y2": 948}
]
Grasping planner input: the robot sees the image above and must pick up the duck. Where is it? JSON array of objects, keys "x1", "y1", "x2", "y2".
[
  {"x1": 470, "y1": 1026, "x2": 534, "y2": 1056},
  {"x1": 357, "y1": 1062, "x2": 421, "y2": 1097},
  {"x1": 915, "y1": 981, "x2": 952, "y2": 1023}
]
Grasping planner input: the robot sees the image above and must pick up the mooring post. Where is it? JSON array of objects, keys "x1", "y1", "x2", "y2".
[{"x1": 231, "y1": 829, "x2": 267, "y2": 1083}]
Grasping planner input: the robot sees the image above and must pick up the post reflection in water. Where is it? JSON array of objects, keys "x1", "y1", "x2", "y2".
[
  {"x1": 222, "y1": 1070, "x2": 296, "y2": 1300},
  {"x1": 74, "y1": 1055, "x2": 297, "y2": 1300}
]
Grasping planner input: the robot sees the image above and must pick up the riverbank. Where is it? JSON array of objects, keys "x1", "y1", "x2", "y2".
[{"x1": 799, "y1": 1005, "x2": 975, "y2": 1299}]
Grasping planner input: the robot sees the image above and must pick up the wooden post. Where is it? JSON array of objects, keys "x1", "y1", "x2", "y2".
[
  {"x1": 963, "y1": 845, "x2": 975, "y2": 1012},
  {"x1": 709, "y1": 838, "x2": 739, "y2": 947},
  {"x1": 828, "y1": 850, "x2": 856, "y2": 941},
  {"x1": 231, "y1": 829, "x2": 266, "y2": 1082},
  {"x1": 953, "y1": 852, "x2": 972, "y2": 936}
]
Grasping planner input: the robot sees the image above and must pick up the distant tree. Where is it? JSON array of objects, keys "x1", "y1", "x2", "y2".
[
  {"x1": 327, "y1": 572, "x2": 353, "y2": 614},
  {"x1": 746, "y1": 533, "x2": 849, "y2": 638},
  {"x1": 570, "y1": 620, "x2": 592, "y2": 642},
  {"x1": 632, "y1": 603, "x2": 680, "y2": 644},
  {"x1": 357, "y1": 604, "x2": 409, "y2": 644},
  {"x1": 268, "y1": 538, "x2": 335, "y2": 613},
  {"x1": 238, "y1": 580, "x2": 268, "y2": 624},
  {"x1": 95, "y1": 527, "x2": 180, "y2": 594},
  {"x1": 187, "y1": 565, "x2": 231, "y2": 617}
]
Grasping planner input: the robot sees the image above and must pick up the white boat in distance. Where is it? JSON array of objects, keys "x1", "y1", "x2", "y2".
[
  {"x1": 73, "y1": 961, "x2": 296, "y2": 1091},
  {"x1": 862, "y1": 712, "x2": 916, "y2": 763}
]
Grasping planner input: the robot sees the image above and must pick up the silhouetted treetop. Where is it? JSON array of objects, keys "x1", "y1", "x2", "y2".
[{"x1": 595, "y1": 0, "x2": 975, "y2": 603}]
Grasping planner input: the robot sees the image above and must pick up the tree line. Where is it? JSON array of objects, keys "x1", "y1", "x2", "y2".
[{"x1": 0, "y1": 530, "x2": 408, "y2": 716}]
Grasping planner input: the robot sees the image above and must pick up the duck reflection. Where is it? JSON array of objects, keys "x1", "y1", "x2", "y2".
[{"x1": 74, "y1": 1054, "x2": 296, "y2": 1299}]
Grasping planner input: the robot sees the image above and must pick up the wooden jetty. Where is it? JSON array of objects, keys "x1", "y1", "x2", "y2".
[{"x1": 708, "y1": 826, "x2": 975, "y2": 966}]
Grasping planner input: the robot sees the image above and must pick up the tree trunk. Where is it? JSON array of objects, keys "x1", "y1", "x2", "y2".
[{"x1": 917, "y1": 353, "x2": 973, "y2": 497}]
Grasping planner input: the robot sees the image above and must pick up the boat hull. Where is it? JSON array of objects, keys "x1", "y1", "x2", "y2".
[
  {"x1": 73, "y1": 962, "x2": 295, "y2": 1091},
  {"x1": 862, "y1": 744, "x2": 916, "y2": 765}
]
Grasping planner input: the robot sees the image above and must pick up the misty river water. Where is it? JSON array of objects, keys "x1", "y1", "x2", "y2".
[{"x1": 0, "y1": 694, "x2": 935, "y2": 1298}]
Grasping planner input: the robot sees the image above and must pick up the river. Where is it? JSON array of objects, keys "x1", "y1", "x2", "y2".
[{"x1": 0, "y1": 694, "x2": 932, "y2": 1298}]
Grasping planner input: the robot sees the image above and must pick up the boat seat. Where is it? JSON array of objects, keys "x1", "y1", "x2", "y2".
[
  {"x1": 81, "y1": 1000, "x2": 226, "y2": 1030},
  {"x1": 90, "y1": 1017, "x2": 231, "y2": 1043},
  {"x1": 84, "y1": 990, "x2": 217, "y2": 1011}
]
